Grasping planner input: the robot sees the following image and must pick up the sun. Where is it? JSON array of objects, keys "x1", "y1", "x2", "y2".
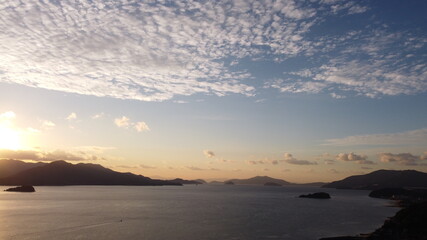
[{"x1": 0, "y1": 125, "x2": 21, "y2": 150}]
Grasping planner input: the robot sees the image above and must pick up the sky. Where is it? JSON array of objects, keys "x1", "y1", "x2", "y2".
[{"x1": 0, "y1": 0, "x2": 426, "y2": 183}]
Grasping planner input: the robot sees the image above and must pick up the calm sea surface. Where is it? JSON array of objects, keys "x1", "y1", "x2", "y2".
[{"x1": 0, "y1": 185, "x2": 398, "y2": 240}]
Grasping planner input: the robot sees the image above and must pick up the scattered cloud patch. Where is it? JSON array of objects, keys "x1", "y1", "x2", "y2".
[
  {"x1": 186, "y1": 166, "x2": 219, "y2": 171},
  {"x1": 203, "y1": 150, "x2": 215, "y2": 158},
  {"x1": 283, "y1": 153, "x2": 317, "y2": 165},
  {"x1": 324, "y1": 128, "x2": 427, "y2": 146},
  {"x1": 66, "y1": 112, "x2": 77, "y2": 120},
  {"x1": 114, "y1": 116, "x2": 130, "y2": 128},
  {"x1": 139, "y1": 164, "x2": 157, "y2": 169},
  {"x1": 92, "y1": 113, "x2": 104, "y2": 119},
  {"x1": 0, "y1": 0, "x2": 388, "y2": 101},
  {"x1": 379, "y1": 152, "x2": 427, "y2": 166},
  {"x1": 114, "y1": 116, "x2": 149, "y2": 132},
  {"x1": 135, "y1": 122, "x2": 150, "y2": 132},
  {"x1": 42, "y1": 120, "x2": 56, "y2": 129},
  {"x1": 336, "y1": 152, "x2": 367, "y2": 162}
]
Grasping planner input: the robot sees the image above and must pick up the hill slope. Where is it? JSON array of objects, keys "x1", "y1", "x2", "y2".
[
  {"x1": 227, "y1": 176, "x2": 291, "y2": 185},
  {"x1": 0, "y1": 160, "x2": 180, "y2": 186},
  {"x1": 0, "y1": 159, "x2": 46, "y2": 178},
  {"x1": 323, "y1": 170, "x2": 427, "y2": 190}
]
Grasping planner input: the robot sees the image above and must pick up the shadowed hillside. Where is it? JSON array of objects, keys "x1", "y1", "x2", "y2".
[
  {"x1": 323, "y1": 170, "x2": 427, "y2": 190},
  {"x1": 0, "y1": 160, "x2": 181, "y2": 186}
]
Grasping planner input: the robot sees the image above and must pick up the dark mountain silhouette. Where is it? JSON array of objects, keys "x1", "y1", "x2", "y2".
[
  {"x1": 227, "y1": 176, "x2": 291, "y2": 185},
  {"x1": 0, "y1": 160, "x2": 180, "y2": 186},
  {"x1": 0, "y1": 159, "x2": 47, "y2": 178},
  {"x1": 168, "y1": 178, "x2": 205, "y2": 185},
  {"x1": 323, "y1": 170, "x2": 427, "y2": 190}
]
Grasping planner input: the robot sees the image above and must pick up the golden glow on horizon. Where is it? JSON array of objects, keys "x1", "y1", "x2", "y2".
[{"x1": 0, "y1": 125, "x2": 22, "y2": 150}]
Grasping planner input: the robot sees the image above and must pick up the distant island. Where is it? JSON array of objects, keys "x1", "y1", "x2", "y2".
[
  {"x1": 299, "y1": 192, "x2": 331, "y2": 199},
  {"x1": 322, "y1": 170, "x2": 427, "y2": 190},
  {"x1": 0, "y1": 160, "x2": 180, "y2": 186},
  {"x1": 4, "y1": 185, "x2": 35, "y2": 192},
  {"x1": 168, "y1": 178, "x2": 205, "y2": 185},
  {"x1": 226, "y1": 176, "x2": 291, "y2": 185}
]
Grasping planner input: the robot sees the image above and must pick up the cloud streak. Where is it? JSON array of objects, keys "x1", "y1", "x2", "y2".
[{"x1": 323, "y1": 128, "x2": 427, "y2": 146}]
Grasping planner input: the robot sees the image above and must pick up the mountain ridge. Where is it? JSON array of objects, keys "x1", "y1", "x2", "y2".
[
  {"x1": 322, "y1": 169, "x2": 427, "y2": 190},
  {"x1": 0, "y1": 160, "x2": 180, "y2": 186}
]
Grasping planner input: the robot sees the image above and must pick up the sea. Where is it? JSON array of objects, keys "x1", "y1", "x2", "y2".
[{"x1": 0, "y1": 185, "x2": 398, "y2": 240}]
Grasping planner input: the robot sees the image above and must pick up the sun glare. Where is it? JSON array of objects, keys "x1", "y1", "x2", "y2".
[{"x1": 0, "y1": 125, "x2": 21, "y2": 150}]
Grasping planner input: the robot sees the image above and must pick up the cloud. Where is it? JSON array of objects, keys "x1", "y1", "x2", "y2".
[
  {"x1": 114, "y1": 116, "x2": 150, "y2": 132},
  {"x1": 116, "y1": 165, "x2": 138, "y2": 169},
  {"x1": 139, "y1": 164, "x2": 157, "y2": 169},
  {"x1": 114, "y1": 116, "x2": 130, "y2": 128},
  {"x1": 66, "y1": 112, "x2": 77, "y2": 120},
  {"x1": 91, "y1": 113, "x2": 105, "y2": 119},
  {"x1": 323, "y1": 128, "x2": 427, "y2": 146},
  {"x1": 42, "y1": 120, "x2": 56, "y2": 129},
  {"x1": 336, "y1": 152, "x2": 367, "y2": 162},
  {"x1": 0, "y1": 111, "x2": 16, "y2": 123},
  {"x1": 186, "y1": 166, "x2": 219, "y2": 171},
  {"x1": 379, "y1": 152, "x2": 427, "y2": 166},
  {"x1": 0, "y1": 0, "x2": 380, "y2": 102},
  {"x1": 324, "y1": 159, "x2": 336, "y2": 165},
  {"x1": 268, "y1": 23, "x2": 427, "y2": 98},
  {"x1": 203, "y1": 150, "x2": 215, "y2": 158},
  {"x1": 329, "y1": 169, "x2": 339, "y2": 174},
  {"x1": 0, "y1": 149, "x2": 105, "y2": 161},
  {"x1": 283, "y1": 153, "x2": 317, "y2": 165},
  {"x1": 135, "y1": 122, "x2": 150, "y2": 132},
  {"x1": 356, "y1": 160, "x2": 376, "y2": 165},
  {"x1": 247, "y1": 158, "x2": 279, "y2": 165}
]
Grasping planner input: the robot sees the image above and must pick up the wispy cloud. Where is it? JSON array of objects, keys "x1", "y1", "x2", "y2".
[
  {"x1": 323, "y1": 128, "x2": 427, "y2": 146},
  {"x1": 186, "y1": 166, "x2": 219, "y2": 171},
  {"x1": 379, "y1": 152, "x2": 427, "y2": 166},
  {"x1": 203, "y1": 150, "x2": 215, "y2": 158},
  {"x1": 283, "y1": 153, "x2": 317, "y2": 165},
  {"x1": 91, "y1": 113, "x2": 104, "y2": 119},
  {"x1": 66, "y1": 112, "x2": 77, "y2": 120},
  {"x1": 139, "y1": 164, "x2": 157, "y2": 169}
]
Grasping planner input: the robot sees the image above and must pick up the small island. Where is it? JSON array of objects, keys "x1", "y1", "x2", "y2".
[
  {"x1": 4, "y1": 185, "x2": 35, "y2": 192},
  {"x1": 299, "y1": 192, "x2": 331, "y2": 199}
]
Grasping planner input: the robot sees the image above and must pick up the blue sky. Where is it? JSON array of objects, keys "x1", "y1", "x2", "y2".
[{"x1": 0, "y1": 0, "x2": 426, "y2": 182}]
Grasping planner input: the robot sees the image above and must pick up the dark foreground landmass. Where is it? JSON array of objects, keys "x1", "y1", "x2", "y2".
[
  {"x1": 320, "y1": 201, "x2": 427, "y2": 240},
  {"x1": 320, "y1": 187, "x2": 427, "y2": 240},
  {"x1": 0, "y1": 160, "x2": 181, "y2": 186},
  {"x1": 322, "y1": 170, "x2": 427, "y2": 190}
]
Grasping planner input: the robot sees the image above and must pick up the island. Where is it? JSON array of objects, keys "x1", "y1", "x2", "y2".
[
  {"x1": 4, "y1": 185, "x2": 35, "y2": 192},
  {"x1": 299, "y1": 192, "x2": 331, "y2": 199}
]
